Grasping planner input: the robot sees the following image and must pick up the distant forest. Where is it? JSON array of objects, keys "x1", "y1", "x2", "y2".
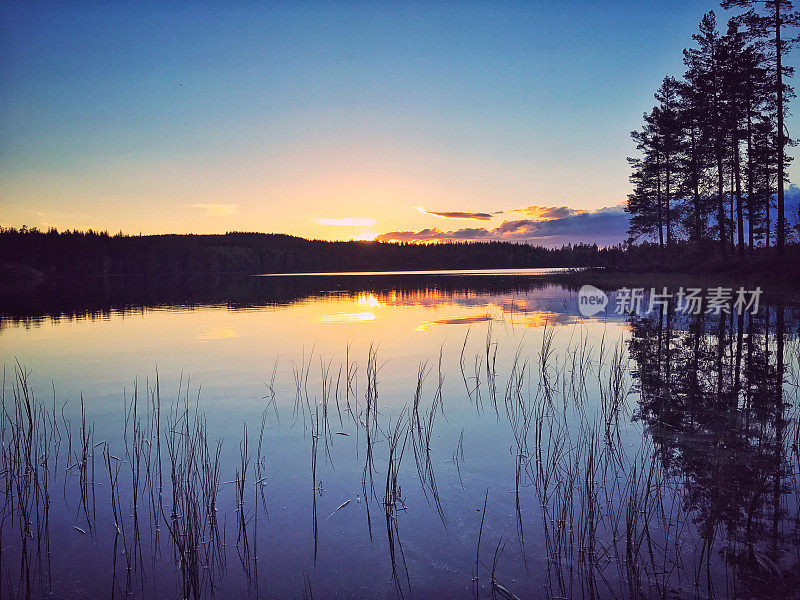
[
  {"x1": 627, "y1": 1, "x2": 800, "y2": 255},
  {"x1": 0, "y1": 228, "x2": 625, "y2": 278}
]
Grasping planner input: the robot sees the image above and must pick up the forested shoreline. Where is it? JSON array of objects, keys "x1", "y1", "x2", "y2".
[
  {"x1": 0, "y1": 228, "x2": 625, "y2": 280},
  {"x1": 3, "y1": 226, "x2": 800, "y2": 287}
]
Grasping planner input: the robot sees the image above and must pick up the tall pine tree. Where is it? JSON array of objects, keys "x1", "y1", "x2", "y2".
[{"x1": 722, "y1": 0, "x2": 800, "y2": 253}]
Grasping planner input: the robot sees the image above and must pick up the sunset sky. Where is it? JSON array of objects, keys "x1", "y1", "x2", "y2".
[{"x1": 2, "y1": 1, "x2": 798, "y2": 246}]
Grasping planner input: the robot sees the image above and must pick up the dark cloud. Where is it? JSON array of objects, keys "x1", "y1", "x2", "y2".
[
  {"x1": 377, "y1": 205, "x2": 629, "y2": 247},
  {"x1": 422, "y1": 210, "x2": 494, "y2": 220},
  {"x1": 499, "y1": 206, "x2": 628, "y2": 239},
  {"x1": 495, "y1": 220, "x2": 533, "y2": 235},
  {"x1": 449, "y1": 227, "x2": 493, "y2": 239},
  {"x1": 515, "y1": 205, "x2": 585, "y2": 220}
]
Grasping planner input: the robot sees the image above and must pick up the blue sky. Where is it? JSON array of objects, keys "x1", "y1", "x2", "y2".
[{"x1": 1, "y1": 1, "x2": 797, "y2": 245}]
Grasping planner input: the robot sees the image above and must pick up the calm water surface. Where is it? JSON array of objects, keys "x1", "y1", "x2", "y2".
[{"x1": 1, "y1": 271, "x2": 798, "y2": 599}]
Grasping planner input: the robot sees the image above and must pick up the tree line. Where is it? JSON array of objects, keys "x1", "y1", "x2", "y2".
[
  {"x1": 627, "y1": 0, "x2": 800, "y2": 256},
  {"x1": 0, "y1": 227, "x2": 625, "y2": 278}
]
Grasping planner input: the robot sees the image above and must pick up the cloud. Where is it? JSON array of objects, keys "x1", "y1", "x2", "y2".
[
  {"x1": 514, "y1": 205, "x2": 586, "y2": 220},
  {"x1": 188, "y1": 203, "x2": 238, "y2": 216},
  {"x1": 377, "y1": 227, "x2": 492, "y2": 242},
  {"x1": 376, "y1": 205, "x2": 629, "y2": 248},
  {"x1": 414, "y1": 314, "x2": 493, "y2": 332},
  {"x1": 495, "y1": 220, "x2": 533, "y2": 235},
  {"x1": 376, "y1": 228, "x2": 441, "y2": 242},
  {"x1": 502, "y1": 206, "x2": 628, "y2": 239},
  {"x1": 413, "y1": 207, "x2": 495, "y2": 220},
  {"x1": 316, "y1": 218, "x2": 378, "y2": 227}
]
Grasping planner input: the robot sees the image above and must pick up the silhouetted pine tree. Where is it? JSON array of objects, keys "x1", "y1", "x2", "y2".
[
  {"x1": 628, "y1": 4, "x2": 797, "y2": 256},
  {"x1": 627, "y1": 115, "x2": 664, "y2": 250},
  {"x1": 627, "y1": 78, "x2": 686, "y2": 258},
  {"x1": 722, "y1": 0, "x2": 800, "y2": 253},
  {"x1": 654, "y1": 77, "x2": 686, "y2": 248},
  {"x1": 722, "y1": 20, "x2": 752, "y2": 252},
  {"x1": 677, "y1": 64, "x2": 714, "y2": 243}
]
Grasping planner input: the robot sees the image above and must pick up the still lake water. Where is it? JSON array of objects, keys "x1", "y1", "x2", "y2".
[{"x1": 1, "y1": 270, "x2": 799, "y2": 599}]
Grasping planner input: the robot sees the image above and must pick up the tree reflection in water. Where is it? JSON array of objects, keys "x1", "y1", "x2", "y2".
[{"x1": 628, "y1": 303, "x2": 800, "y2": 598}]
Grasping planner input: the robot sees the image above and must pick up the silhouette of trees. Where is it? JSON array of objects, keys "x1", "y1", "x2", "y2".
[
  {"x1": 627, "y1": 2, "x2": 799, "y2": 256},
  {"x1": 628, "y1": 78, "x2": 686, "y2": 256},
  {"x1": 0, "y1": 227, "x2": 625, "y2": 278},
  {"x1": 723, "y1": 0, "x2": 800, "y2": 253}
]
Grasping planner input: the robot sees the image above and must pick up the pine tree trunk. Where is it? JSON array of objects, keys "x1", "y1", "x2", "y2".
[
  {"x1": 666, "y1": 159, "x2": 672, "y2": 248},
  {"x1": 735, "y1": 143, "x2": 743, "y2": 254},
  {"x1": 730, "y1": 157, "x2": 736, "y2": 248},
  {"x1": 718, "y1": 153, "x2": 726, "y2": 255},
  {"x1": 776, "y1": 0, "x2": 785, "y2": 253},
  {"x1": 747, "y1": 111, "x2": 754, "y2": 253},
  {"x1": 766, "y1": 175, "x2": 771, "y2": 248},
  {"x1": 657, "y1": 150, "x2": 664, "y2": 257},
  {"x1": 692, "y1": 127, "x2": 702, "y2": 242}
]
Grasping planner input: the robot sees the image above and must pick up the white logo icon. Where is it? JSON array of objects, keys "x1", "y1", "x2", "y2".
[{"x1": 578, "y1": 285, "x2": 608, "y2": 317}]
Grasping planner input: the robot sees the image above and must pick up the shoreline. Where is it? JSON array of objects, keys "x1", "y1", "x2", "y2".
[{"x1": 537, "y1": 267, "x2": 800, "y2": 305}]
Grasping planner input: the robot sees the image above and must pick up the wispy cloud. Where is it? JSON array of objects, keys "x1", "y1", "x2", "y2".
[
  {"x1": 188, "y1": 203, "x2": 238, "y2": 216},
  {"x1": 413, "y1": 206, "x2": 497, "y2": 220},
  {"x1": 316, "y1": 218, "x2": 378, "y2": 227},
  {"x1": 376, "y1": 205, "x2": 628, "y2": 247}
]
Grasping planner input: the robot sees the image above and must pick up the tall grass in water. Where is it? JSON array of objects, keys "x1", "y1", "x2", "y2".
[
  {"x1": 1, "y1": 365, "x2": 56, "y2": 599},
  {"x1": 161, "y1": 382, "x2": 225, "y2": 600},
  {"x1": 409, "y1": 356, "x2": 446, "y2": 526},
  {"x1": 1, "y1": 315, "x2": 798, "y2": 599},
  {"x1": 383, "y1": 410, "x2": 410, "y2": 599}
]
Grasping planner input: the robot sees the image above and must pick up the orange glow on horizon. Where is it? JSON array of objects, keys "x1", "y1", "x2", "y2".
[{"x1": 350, "y1": 232, "x2": 378, "y2": 241}]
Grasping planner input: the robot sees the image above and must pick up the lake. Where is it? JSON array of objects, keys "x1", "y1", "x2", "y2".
[{"x1": 1, "y1": 270, "x2": 798, "y2": 599}]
